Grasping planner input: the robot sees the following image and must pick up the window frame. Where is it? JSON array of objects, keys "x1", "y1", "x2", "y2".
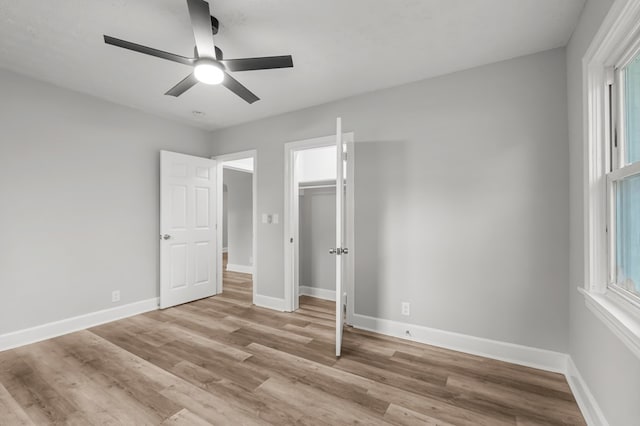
[
  {"x1": 606, "y1": 57, "x2": 640, "y2": 308},
  {"x1": 582, "y1": 0, "x2": 640, "y2": 360}
]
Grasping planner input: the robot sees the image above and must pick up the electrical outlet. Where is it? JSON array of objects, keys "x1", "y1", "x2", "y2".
[
  {"x1": 112, "y1": 290, "x2": 120, "y2": 303},
  {"x1": 401, "y1": 302, "x2": 410, "y2": 316}
]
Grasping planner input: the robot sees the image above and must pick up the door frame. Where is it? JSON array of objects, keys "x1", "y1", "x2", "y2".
[
  {"x1": 283, "y1": 133, "x2": 355, "y2": 318},
  {"x1": 214, "y1": 150, "x2": 258, "y2": 305}
]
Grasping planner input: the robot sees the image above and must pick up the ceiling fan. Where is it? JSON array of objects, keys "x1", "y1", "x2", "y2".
[{"x1": 103, "y1": 0, "x2": 293, "y2": 104}]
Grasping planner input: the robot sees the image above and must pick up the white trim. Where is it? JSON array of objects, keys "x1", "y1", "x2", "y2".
[
  {"x1": 283, "y1": 132, "x2": 355, "y2": 313},
  {"x1": 607, "y1": 160, "x2": 640, "y2": 181},
  {"x1": 0, "y1": 298, "x2": 159, "y2": 352},
  {"x1": 350, "y1": 314, "x2": 568, "y2": 373},
  {"x1": 583, "y1": 50, "x2": 609, "y2": 294},
  {"x1": 214, "y1": 150, "x2": 258, "y2": 306},
  {"x1": 345, "y1": 140, "x2": 355, "y2": 326},
  {"x1": 253, "y1": 294, "x2": 286, "y2": 311},
  {"x1": 579, "y1": 287, "x2": 640, "y2": 359},
  {"x1": 566, "y1": 357, "x2": 611, "y2": 426},
  {"x1": 226, "y1": 263, "x2": 254, "y2": 275},
  {"x1": 299, "y1": 286, "x2": 336, "y2": 301}
]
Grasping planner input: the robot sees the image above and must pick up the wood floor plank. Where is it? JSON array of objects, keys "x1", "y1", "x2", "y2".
[
  {"x1": 0, "y1": 356, "x2": 85, "y2": 424},
  {"x1": 51, "y1": 332, "x2": 184, "y2": 421},
  {"x1": 0, "y1": 261, "x2": 585, "y2": 425},
  {"x1": 245, "y1": 342, "x2": 391, "y2": 415},
  {"x1": 392, "y1": 350, "x2": 575, "y2": 399},
  {"x1": 384, "y1": 403, "x2": 456, "y2": 426},
  {"x1": 161, "y1": 408, "x2": 213, "y2": 426},
  {"x1": 0, "y1": 382, "x2": 34, "y2": 425},
  {"x1": 255, "y1": 377, "x2": 395, "y2": 425},
  {"x1": 446, "y1": 374, "x2": 586, "y2": 425},
  {"x1": 168, "y1": 361, "x2": 303, "y2": 424}
]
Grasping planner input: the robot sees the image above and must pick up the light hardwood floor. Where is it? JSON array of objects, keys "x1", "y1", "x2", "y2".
[{"x1": 0, "y1": 259, "x2": 585, "y2": 425}]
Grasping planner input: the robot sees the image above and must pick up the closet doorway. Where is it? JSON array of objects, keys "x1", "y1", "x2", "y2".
[
  {"x1": 298, "y1": 148, "x2": 339, "y2": 302},
  {"x1": 215, "y1": 150, "x2": 257, "y2": 305},
  {"x1": 284, "y1": 131, "x2": 355, "y2": 325}
]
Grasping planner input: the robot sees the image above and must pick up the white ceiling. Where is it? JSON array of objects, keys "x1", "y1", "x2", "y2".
[{"x1": 0, "y1": 0, "x2": 585, "y2": 131}]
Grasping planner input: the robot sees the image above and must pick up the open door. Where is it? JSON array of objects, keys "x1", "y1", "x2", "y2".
[
  {"x1": 160, "y1": 150, "x2": 217, "y2": 309},
  {"x1": 334, "y1": 117, "x2": 348, "y2": 357}
]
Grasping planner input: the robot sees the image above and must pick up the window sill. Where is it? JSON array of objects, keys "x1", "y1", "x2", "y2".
[{"x1": 578, "y1": 287, "x2": 640, "y2": 359}]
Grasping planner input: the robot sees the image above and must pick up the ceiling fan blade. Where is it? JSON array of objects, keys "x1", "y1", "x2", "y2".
[
  {"x1": 221, "y1": 55, "x2": 293, "y2": 72},
  {"x1": 165, "y1": 73, "x2": 199, "y2": 97},
  {"x1": 186, "y1": 0, "x2": 216, "y2": 59},
  {"x1": 222, "y1": 73, "x2": 259, "y2": 104},
  {"x1": 104, "y1": 35, "x2": 194, "y2": 66}
]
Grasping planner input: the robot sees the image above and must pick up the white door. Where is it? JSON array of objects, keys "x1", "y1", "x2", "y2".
[
  {"x1": 160, "y1": 150, "x2": 217, "y2": 309},
  {"x1": 334, "y1": 117, "x2": 347, "y2": 357}
]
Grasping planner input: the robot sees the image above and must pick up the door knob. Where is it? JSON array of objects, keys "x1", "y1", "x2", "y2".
[
  {"x1": 162, "y1": 234, "x2": 171, "y2": 240},
  {"x1": 329, "y1": 248, "x2": 336, "y2": 254},
  {"x1": 342, "y1": 248, "x2": 349, "y2": 255}
]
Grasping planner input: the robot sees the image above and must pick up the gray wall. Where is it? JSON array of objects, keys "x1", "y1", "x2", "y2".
[
  {"x1": 299, "y1": 187, "x2": 336, "y2": 291},
  {"x1": 566, "y1": 1, "x2": 640, "y2": 424},
  {"x1": 223, "y1": 168, "x2": 253, "y2": 268},
  {"x1": 211, "y1": 47, "x2": 569, "y2": 352},
  {"x1": 0, "y1": 68, "x2": 212, "y2": 335}
]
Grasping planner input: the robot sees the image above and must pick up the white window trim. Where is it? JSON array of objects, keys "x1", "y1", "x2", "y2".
[{"x1": 583, "y1": 0, "x2": 640, "y2": 360}]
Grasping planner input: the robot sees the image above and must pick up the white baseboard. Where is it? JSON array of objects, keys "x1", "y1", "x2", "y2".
[
  {"x1": 254, "y1": 294, "x2": 285, "y2": 311},
  {"x1": 226, "y1": 263, "x2": 254, "y2": 275},
  {"x1": 350, "y1": 313, "x2": 568, "y2": 373},
  {"x1": 299, "y1": 285, "x2": 336, "y2": 301},
  {"x1": 566, "y1": 357, "x2": 609, "y2": 426},
  {"x1": 0, "y1": 298, "x2": 159, "y2": 352}
]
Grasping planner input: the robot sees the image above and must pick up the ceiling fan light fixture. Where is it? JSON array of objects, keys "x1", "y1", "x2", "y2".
[{"x1": 194, "y1": 59, "x2": 224, "y2": 85}]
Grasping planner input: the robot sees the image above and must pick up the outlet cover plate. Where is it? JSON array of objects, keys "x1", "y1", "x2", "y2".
[{"x1": 401, "y1": 302, "x2": 410, "y2": 316}]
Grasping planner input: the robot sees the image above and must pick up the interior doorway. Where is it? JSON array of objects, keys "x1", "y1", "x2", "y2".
[
  {"x1": 215, "y1": 150, "x2": 257, "y2": 305},
  {"x1": 284, "y1": 132, "x2": 355, "y2": 320}
]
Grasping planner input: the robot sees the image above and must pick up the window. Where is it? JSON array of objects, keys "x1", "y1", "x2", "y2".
[
  {"x1": 582, "y1": 0, "x2": 640, "y2": 360},
  {"x1": 608, "y1": 51, "x2": 640, "y2": 305}
]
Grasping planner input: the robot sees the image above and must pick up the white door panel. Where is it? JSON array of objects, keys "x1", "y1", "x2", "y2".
[{"x1": 161, "y1": 151, "x2": 217, "y2": 309}]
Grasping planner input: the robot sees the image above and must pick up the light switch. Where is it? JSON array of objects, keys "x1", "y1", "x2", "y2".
[
  {"x1": 262, "y1": 213, "x2": 268, "y2": 224},
  {"x1": 272, "y1": 214, "x2": 279, "y2": 224}
]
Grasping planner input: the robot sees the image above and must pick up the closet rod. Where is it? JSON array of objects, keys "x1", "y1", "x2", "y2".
[{"x1": 299, "y1": 184, "x2": 336, "y2": 190}]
